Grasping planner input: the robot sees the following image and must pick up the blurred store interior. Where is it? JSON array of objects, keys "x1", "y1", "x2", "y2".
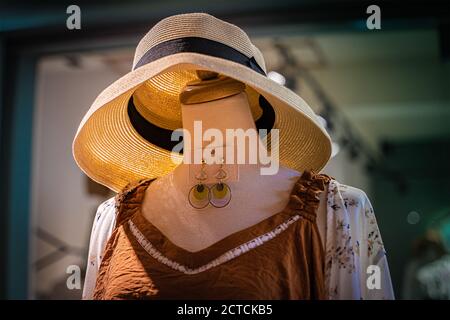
[{"x1": 0, "y1": 0, "x2": 449, "y2": 299}]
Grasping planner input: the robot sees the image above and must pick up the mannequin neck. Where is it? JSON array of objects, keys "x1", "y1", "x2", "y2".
[
  {"x1": 181, "y1": 91, "x2": 263, "y2": 164},
  {"x1": 168, "y1": 91, "x2": 271, "y2": 194}
]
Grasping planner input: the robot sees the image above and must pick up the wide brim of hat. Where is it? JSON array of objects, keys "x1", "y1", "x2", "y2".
[{"x1": 73, "y1": 52, "x2": 332, "y2": 192}]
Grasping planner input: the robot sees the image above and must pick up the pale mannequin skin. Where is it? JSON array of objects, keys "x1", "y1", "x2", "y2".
[{"x1": 141, "y1": 92, "x2": 328, "y2": 252}]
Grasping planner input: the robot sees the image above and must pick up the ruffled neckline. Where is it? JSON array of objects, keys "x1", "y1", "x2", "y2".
[{"x1": 120, "y1": 169, "x2": 332, "y2": 269}]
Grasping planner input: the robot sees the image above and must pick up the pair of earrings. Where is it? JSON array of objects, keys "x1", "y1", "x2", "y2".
[{"x1": 188, "y1": 159, "x2": 232, "y2": 209}]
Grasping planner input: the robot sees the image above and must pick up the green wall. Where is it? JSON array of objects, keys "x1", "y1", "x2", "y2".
[{"x1": 372, "y1": 139, "x2": 450, "y2": 298}]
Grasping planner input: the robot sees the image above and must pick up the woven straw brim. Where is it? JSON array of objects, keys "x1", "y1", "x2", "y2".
[{"x1": 73, "y1": 52, "x2": 332, "y2": 192}]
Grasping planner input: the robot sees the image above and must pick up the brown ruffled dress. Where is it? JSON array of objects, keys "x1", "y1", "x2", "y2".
[{"x1": 93, "y1": 170, "x2": 331, "y2": 300}]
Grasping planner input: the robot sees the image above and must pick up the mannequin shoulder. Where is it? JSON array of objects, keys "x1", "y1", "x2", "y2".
[
  {"x1": 328, "y1": 179, "x2": 374, "y2": 212},
  {"x1": 97, "y1": 196, "x2": 116, "y2": 214},
  {"x1": 326, "y1": 180, "x2": 384, "y2": 244}
]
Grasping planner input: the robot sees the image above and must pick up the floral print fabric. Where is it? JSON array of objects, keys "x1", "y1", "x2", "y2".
[{"x1": 325, "y1": 180, "x2": 394, "y2": 299}]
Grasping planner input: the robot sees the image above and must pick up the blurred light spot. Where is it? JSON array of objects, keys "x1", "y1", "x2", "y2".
[
  {"x1": 267, "y1": 71, "x2": 286, "y2": 86},
  {"x1": 407, "y1": 211, "x2": 421, "y2": 225},
  {"x1": 331, "y1": 141, "x2": 340, "y2": 158}
]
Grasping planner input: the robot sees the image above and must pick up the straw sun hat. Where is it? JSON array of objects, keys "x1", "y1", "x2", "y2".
[{"x1": 73, "y1": 12, "x2": 332, "y2": 192}]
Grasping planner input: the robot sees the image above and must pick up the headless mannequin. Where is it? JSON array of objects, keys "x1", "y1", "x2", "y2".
[{"x1": 141, "y1": 73, "x2": 328, "y2": 252}]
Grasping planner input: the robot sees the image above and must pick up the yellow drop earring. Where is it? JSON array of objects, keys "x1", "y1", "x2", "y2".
[
  {"x1": 210, "y1": 158, "x2": 232, "y2": 208},
  {"x1": 188, "y1": 159, "x2": 210, "y2": 209}
]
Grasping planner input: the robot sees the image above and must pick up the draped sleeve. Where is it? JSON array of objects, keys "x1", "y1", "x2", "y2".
[
  {"x1": 82, "y1": 197, "x2": 117, "y2": 300},
  {"x1": 325, "y1": 179, "x2": 395, "y2": 300}
]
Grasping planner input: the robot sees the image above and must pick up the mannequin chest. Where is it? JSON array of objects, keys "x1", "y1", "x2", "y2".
[{"x1": 140, "y1": 171, "x2": 328, "y2": 253}]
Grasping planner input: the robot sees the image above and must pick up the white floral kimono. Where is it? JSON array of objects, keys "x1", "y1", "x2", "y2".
[
  {"x1": 82, "y1": 178, "x2": 395, "y2": 300},
  {"x1": 324, "y1": 180, "x2": 394, "y2": 299}
]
